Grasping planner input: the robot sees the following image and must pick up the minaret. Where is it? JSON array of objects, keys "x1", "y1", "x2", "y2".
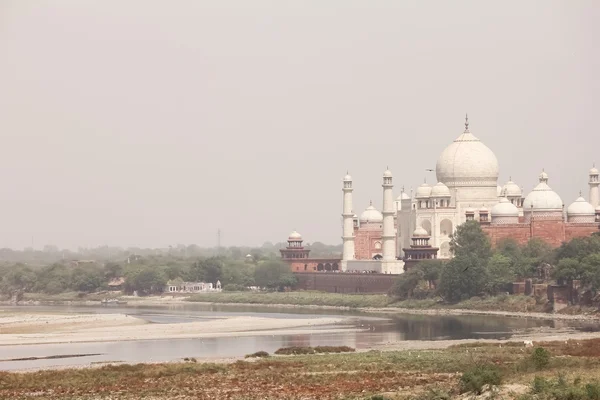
[
  {"x1": 342, "y1": 173, "x2": 355, "y2": 262},
  {"x1": 382, "y1": 168, "x2": 396, "y2": 261},
  {"x1": 589, "y1": 164, "x2": 599, "y2": 208}
]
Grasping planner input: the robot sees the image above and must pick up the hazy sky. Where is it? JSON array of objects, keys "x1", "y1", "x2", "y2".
[{"x1": 0, "y1": 1, "x2": 598, "y2": 250}]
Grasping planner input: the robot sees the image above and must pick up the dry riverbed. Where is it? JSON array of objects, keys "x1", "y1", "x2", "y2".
[{"x1": 0, "y1": 312, "x2": 350, "y2": 346}]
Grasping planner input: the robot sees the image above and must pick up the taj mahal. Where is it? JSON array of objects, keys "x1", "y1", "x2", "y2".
[{"x1": 282, "y1": 116, "x2": 600, "y2": 275}]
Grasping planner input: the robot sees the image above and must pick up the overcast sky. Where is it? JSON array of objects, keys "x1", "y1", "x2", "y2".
[{"x1": 0, "y1": 1, "x2": 598, "y2": 250}]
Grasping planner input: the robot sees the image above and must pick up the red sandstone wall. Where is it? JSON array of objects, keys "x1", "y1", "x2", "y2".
[
  {"x1": 354, "y1": 229, "x2": 382, "y2": 260},
  {"x1": 482, "y1": 224, "x2": 531, "y2": 247},
  {"x1": 482, "y1": 221, "x2": 599, "y2": 247},
  {"x1": 293, "y1": 272, "x2": 397, "y2": 294},
  {"x1": 288, "y1": 259, "x2": 341, "y2": 272},
  {"x1": 564, "y1": 224, "x2": 600, "y2": 242}
]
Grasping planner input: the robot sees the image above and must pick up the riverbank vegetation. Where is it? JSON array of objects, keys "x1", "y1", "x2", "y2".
[
  {"x1": 389, "y1": 223, "x2": 600, "y2": 308},
  {"x1": 2, "y1": 338, "x2": 600, "y2": 399}
]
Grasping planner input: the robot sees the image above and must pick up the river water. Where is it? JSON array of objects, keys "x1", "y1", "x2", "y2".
[{"x1": 1, "y1": 303, "x2": 598, "y2": 371}]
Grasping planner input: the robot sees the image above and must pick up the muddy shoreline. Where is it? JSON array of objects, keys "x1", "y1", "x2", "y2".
[{"x1": 3, "y1": 295, "x2": 599, "y2": 321}]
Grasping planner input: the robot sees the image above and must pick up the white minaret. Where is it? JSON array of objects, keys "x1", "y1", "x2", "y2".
[
  {"x1": 382, "y1": 168, "x2": 396, "y2": 261},
  {"x1": 589, "y1": 164, "x2": 599, "y2": 208},
  {"x1": 342, "y1": 173, "x2": 355, "y2": 262}
]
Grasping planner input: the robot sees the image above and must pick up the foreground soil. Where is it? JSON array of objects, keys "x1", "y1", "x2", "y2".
[{"x1": 2, "y1": 338, "x2": 600, "y2": 399}]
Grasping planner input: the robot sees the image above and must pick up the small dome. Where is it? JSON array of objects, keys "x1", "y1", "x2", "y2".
[
  {"x1": 590, "y1": 165, "x2": 598, "y2": 175},
  {"x1": 396, "y1": 192, "x2": 411, "y2": 201},
  {"x1": 431, "y1": 182, "x2": 451, "y2": 197},
  {"x1": 383, "y1": 169, "x2": 392, "y2": 177},
  {"x1": 353, "y1": 213, "x2": 358, "y2": 218},
  {"x1": 523, "y1": 171, "x2": 563, "y2": 211},
  {"x1": 288, "y1": 231, "x2": 302, "y2": 240},
  {"x1": 502, "y1": 180, "x2": 522, "y2": 197},
  {"x1": 567, "y1": 196, "x2": 595, "y2": 216},
  {"x1": 415, "y1": 183, "x2": 432, "y2": 198},
  {"x1": 491, "y1": 197, "x2": 519, "y2": 217},
  {"x1": 465, "y1": 207, "x2": 475, "y2": 213},
  {"x1": 343, "y1": 174, "x2": 352, "y2": 182},
  {"x1": 413, "y1": 226, "x2": 429, "y2": 237},
  {"x1": 360, "y1": 203, "x2": 383, "y2": 223},
  {"x1": 479, "y1": 206, "x2": 489, "y2": 213}
]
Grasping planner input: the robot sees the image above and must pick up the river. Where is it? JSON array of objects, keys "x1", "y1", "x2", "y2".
[{"x1": 1, "y1": 303, "x2": 598, "y2": 371}]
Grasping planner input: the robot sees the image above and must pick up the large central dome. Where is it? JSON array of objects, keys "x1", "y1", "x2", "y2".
[{"x1": 436, "y1": 117, "x2": 499, "y2": 188}]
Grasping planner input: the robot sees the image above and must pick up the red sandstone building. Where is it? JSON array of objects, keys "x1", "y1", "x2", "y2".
[{"x1": 280, "y1": 231, "x2": 341, "y2": 272}]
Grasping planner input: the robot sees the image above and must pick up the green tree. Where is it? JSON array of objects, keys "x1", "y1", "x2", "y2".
[
  {"x1": 389, "y1": 268, "x2": 424, "y2": 300},
  {"x1": 486, "y1": 253, "x2": 514, "y2": 295},
  {"x1": 254, "y1": 260, "x2": 296, "y2": 291},
  {"x1": 450, "y1": 220, "x2": 492, "y2": 260},
  {"x1": 189, "y1": 257, "x2": 223, "y2": 283},
  {"x1": 70, "y1": 266, "x2": 104, "y2": 292},
  {"x1": 123, "y1": 266, "x2": 167, "y2": 295},
  {"x1": 34, "y1": 263, "x2": 71, "y2": 294},
  {"x1": 103, "y1": 262, "x2": 123, "y2": 280},
  {"x1": 419, "y1": 260, "x2": 444, "y2": 289},
  {"x1": 439, "y1": 254, "x2": 488, "y2": 302},
  {"x1": 221, "y1": 260, "x2": 255, "y2": 286},
  {"x1": 0, "y1": 265, "x2": 37, "y2": 295},
  {"x1": 555, "y1": 235, "x2": 600, "y2": 263}
]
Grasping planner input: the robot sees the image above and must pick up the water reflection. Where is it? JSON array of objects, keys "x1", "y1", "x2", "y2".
[{"x1": 1, "y1": 304, "x2": 598, "y2": 371}]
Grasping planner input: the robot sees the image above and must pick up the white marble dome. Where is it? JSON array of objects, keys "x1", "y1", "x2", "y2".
[
  {"x1": 343, "y1": 174, "x2": 352, "y2": 182},
  {"x1": 523, "y1": 171, "x2": 563, "y2": 211},
  {"x1": 288, "y1": 231, "x2": 302, "y2": 240},
  {"x1": 396, "y1": 192, "x2": 411, "y2": 201},
  {"x1": 502, "y1": 180, "x2": 522, "y2": 197},
  {"x1": 491, "y1": 197, "x2": 519, "y2": 217},
  {"x1": 436, "y1": 119, "x2": 499, "y2": 188},
  {"x1": 383, "y1": 169, "x2": 392, "y2": 177},
  {"x1": 360, "y1": 203, "x2": 383, "y2": 223},
  {"x1": 413, "y1": 226, "x2": 429, "y2": 237},
  {"x1": 590, "y1": 166, "x2": 599, "y2": 175},
  {"x1": 415, "y1": 183, "x2": 432, "y2": 198},
  {"x1": 567, "y1": 196, "x2": 595, "y2": 216},
  {"x1": 431, "y1": 182, "x2": 451, "y2": 197}
]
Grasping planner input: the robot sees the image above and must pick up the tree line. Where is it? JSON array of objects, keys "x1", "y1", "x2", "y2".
[
  {"x1": 0, "y1": 256, "x2": 296, "y2": 298},
  {"x1": 390, "y1": 221, "x2": 600, "y2": 303}
]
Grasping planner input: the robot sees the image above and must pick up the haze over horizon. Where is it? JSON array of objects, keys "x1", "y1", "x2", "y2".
[{"x1": 1, "y1": 1, "x2": 598, "y2": 251}]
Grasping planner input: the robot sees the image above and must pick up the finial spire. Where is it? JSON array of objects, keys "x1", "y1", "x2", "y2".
[
  {"x1": 369, "y1": 200, "x2": 372, "y2": 206},
  {"x1": 424, "y1": 177, "x2": 426, "y2": 184},
  {"x1": 401, "y1": 185, "x2": 405, "y2": 192},
  {"x1": 464, "y1": 113, "x2": 469, "y2": 132},
  {"x1": 580, "y1": 190, "x2": 582, "y2": 197},
  {"x1": 509, "y1": 175, "x2": 512, "y2": 181}
]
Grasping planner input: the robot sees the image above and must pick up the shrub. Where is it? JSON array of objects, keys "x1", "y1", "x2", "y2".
[
  {"x1": 531, "y1": 347, "x2": 551, "y2": 370},
  {"x1": 460, "y1": 364, "x2": 502, "y2": 394},
  {"x1": 223, "y1": 284, "x2": 248, "y2": 292},
  {"x1": 274, "y1": 346, "x2": 355, "y2": 355}
]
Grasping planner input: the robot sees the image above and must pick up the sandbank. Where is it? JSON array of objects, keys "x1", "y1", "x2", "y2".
[{"x1": 0, "y1": 312, "x2": 350, "y2": 346}]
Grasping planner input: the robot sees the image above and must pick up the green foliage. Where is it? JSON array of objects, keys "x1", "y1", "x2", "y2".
[
  {"x1": 555, "y1": 235, "x2": 600, "y2": 263},
  {"x1": 527, "y1": 375, "x2": 600, "y2": 400},
  {"x1": 531, "y1": 347, "x2": 551, "y2": 370},
  {"x1": 450, "y1": 220, "x2": 492, "y2": 260},
  {"x1": 459, "y1": 363, "x2": 502, "y2": 394},
  {"x1": 419, "y1": 259, "x2": 444, "y2": 288},
  {"x1": 244, "y1": 351, "x2": 269, "y2": 358},
  {"x1": 70, "y1": 265, "x2": 105, "y2": 292},
  {"x1": 486, "y1": 253, "x2": 515, "y2": 295},
  {"x1": 123, "y1": 265, "x2": 167, "y2": 295},
  {"x1": 222, "y1": 283, "x2": 249, "y2": 292},
  {"x1": 439, "y1": 254, "x2": 488, "y2": 302},
  {"x1": 389, "y1": 268, "x2": 424, "y2": 300},
  {"x1": 254, "y1": 260, "x2": 297, "y2": 291},
  {"x1": 189, "y1": 257, "x2": 223, "y2": 284}
]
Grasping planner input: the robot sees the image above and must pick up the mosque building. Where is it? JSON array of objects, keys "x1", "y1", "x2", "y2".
[{"x1": 337, "y1": 116, "x2": 600, "y2": 273}]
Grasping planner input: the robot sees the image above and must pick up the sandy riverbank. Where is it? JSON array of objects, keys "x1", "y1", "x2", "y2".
[{"x1": 0, "y1": 312, "x2": 351, "y2": 346}]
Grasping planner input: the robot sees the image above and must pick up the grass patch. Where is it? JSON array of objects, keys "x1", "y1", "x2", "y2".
[
  {"x1": 460, "y1": 363, "x2": 503, "y2": 394},
  {"x1": 187, "y1": 291, "x2": 392, "y2": 308}
]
